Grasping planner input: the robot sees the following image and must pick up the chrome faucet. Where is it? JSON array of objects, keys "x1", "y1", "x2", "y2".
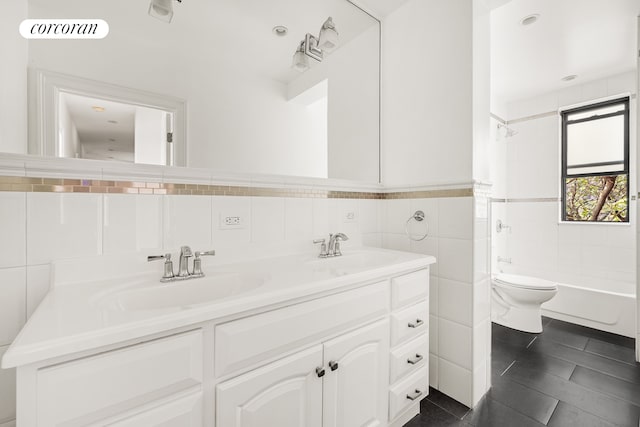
[
  {"x1": 177, "y1": 245, "x2": 193, "y2": 277},
  {"x1": 314, "y1": 233, "x2": 349, "y2": 258},
  {"x1": 148, "y1": 246, "x2": 215, "y2": 283}
]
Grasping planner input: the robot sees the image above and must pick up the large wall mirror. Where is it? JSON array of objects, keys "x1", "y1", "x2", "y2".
[{"x1": 20, "y1": 0, "x2": 380, "y2": 182}]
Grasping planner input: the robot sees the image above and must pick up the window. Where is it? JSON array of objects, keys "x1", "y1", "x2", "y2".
[{"x1": 561, "y1": 97, "x2": 629, "y2": 222}]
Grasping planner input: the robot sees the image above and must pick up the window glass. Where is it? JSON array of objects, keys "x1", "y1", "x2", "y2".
[
  {"x1": 566, "y1": 115, "x2": 624, "y2": 168},
  {"x1": 567, "y1": 104, "x2": 625, "y2": 121}
]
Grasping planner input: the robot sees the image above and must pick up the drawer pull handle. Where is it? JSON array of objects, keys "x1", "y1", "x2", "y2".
[
  {"x1": 408, "y1": 318, "x2": 424, "y2": 328},
  {"x1": 316, "y1": 367, "x2": 326, "y2": 378},
  {"x1": 407, "y1": 353, "x2": 423, "y2": 365},
  {"x1": 406, "y1": 389, "x2": 423, "y2": 401},
  {"x1": 329, "y1": 360, "x2": 339, "y2": 371}
]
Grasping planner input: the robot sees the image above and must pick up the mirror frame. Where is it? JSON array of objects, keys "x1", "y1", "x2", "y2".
[{"x1": 28, "y1": 69, "x2": 187, "y2": 166}]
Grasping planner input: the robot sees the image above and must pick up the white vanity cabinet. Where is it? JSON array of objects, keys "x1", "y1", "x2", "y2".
[
  {"x1": 11, "y1": 256, "x2": 433, "y2": 427},
  {"x1": 216, "y1": 319, "x2": 389, "y2": 427}
]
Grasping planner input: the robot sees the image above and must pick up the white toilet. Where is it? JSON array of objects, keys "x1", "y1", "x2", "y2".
[{"x1": 491, "y1": 273, "x2": 558, "y2": 333}]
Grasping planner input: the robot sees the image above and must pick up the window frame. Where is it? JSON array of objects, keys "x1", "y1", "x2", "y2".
[{"x1": 560, "y1": 96, "x2": 630, "y2": 223}]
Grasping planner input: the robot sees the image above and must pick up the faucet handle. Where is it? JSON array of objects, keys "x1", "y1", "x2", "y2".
[
  {"x1": 313, "y1": 238, "x2": 328, "y2": 258},
  {"x1": 147, "y1": 253, "x2": 174, "y2": 281},
  {"x1": 192, "y1": 250, "x2": 215, "y2": 277},
  {"x1": 195, "y1": 250, "x2": 216, "y2": 258},
  {"x1": 147, "y1": 253, "x2": 171, "y2": 262}
]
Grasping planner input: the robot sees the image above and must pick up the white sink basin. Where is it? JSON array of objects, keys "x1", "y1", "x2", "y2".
[
  {"x1": 98, "y1": 272, "x2": 264, "y2": 311},
  {"x1": 304, "y1": 250, "x2": 401, "y2": 274}
]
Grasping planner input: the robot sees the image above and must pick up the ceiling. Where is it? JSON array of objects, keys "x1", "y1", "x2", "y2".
[
  {"x1": 491, "y1": 0, "x2": 639, "y2": 105},
  {"x1": 29, "y1": 0, "x2": 379, "y2": 85}
]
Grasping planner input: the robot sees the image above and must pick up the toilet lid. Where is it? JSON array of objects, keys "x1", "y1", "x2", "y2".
[{"x1": 493, "y1": 274, "x2": 557, "y2": 291}]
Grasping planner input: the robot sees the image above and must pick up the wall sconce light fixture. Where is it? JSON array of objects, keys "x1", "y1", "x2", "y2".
[
  {"x1": 149, "y1": 0, "x2": 182, "y2": 23},
  {"x1": 292, "y1": 17, "x2": 339, "y2": 72}
]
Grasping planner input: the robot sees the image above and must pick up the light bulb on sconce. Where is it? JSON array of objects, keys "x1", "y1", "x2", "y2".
[
  {"x1": 318, "y1": 17, "x2": 339, "y2": 52},
  {"x1": 148, "y1": 0, "x2": 182, "y2": 23},
  {"x1": 292, "y1": 41, "x2": 310, "y2": 72}
]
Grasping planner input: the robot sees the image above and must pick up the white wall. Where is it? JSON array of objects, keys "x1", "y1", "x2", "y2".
[
  {"x1": 0, "y1": 0, "x2": 28, "y2": 155},
  {"x1": 134, "y1": 107, "x2": 166, "y2": 166},
  {"x1": 492, "y1": 72, "x2": 637, "y2": 334},
  {"x1": 381, "y1": 0, "x2": 473, "y2": 187}
]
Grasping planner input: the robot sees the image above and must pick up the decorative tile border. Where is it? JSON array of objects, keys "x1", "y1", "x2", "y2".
[
  {"x1": 0, "y1": 176, "x2": 475, "y2": 200},
  {"x1": 384, "y1": 189, "x2": 473, "y2": 199},
  {"x1": 490, "y1": 197, "x2": 560, "y2": 203}
]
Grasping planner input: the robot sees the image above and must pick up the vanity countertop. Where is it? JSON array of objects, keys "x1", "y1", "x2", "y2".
[{"x1": 2, "y1": 247, "x2": 435, "y2": 369}]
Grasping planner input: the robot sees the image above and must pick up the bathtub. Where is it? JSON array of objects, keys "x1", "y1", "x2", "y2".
[{"x1": 541, "y1": 282, "x2": 636, "y2": 338}]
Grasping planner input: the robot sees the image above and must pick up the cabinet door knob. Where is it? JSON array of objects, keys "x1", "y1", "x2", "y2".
[
  {"x1": 316, "y1": 367, "x2": 326, "y2": 378},
  {"x1": 329, "y1": 360, "x2": 339, "y2": 371},
  {"x1": 407, "y1": 353, "x2": 423, "y2": 365},
  {"x1": 406, "y1": 389, "x2": 423, "y2": 401},
  {"x1": 408, "y1": 318, "x2": 424, "y2": 328}
]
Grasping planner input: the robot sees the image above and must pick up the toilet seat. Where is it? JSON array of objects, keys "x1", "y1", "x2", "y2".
[{"x1": 493, "y1": 274, "x2": 557, "y2": 291}]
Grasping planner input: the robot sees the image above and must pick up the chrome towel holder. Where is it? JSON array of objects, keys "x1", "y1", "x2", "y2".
[{"x1": 405, "y1": 210, "x2": 429, "y2": 241}]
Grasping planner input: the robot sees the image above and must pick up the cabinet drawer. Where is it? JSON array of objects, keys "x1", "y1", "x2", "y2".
[
  {"x1": 390, "y1": 334, "x2": 429, "y2": 384},
  {"x1": 37, "y1": 330, "x2": 203, "y2": 426},
  {"x1": 389, "y1": 366, "x2": 429, "y2": 421},
  {"x1": 108, "y1": 391, "x2": 203, "y2": 427},
  {"x1": 215, "y1": 281, "x2": 389, "y2": 377},
  {"x1": 390, "y1": 300, "x2": 428, "y2": 347},
  {"x1": 391, "y1": 269, "x2": 429, "y2": 310}
]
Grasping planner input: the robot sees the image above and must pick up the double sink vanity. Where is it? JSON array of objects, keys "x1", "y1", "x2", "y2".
[{"x1": 2, "y1": 246, "x2": 435, "y2": 427}]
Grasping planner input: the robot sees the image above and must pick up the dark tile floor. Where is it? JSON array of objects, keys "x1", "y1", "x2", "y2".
[{"x1": 405, "y1": 317, "x2": 640, "y2": 427}]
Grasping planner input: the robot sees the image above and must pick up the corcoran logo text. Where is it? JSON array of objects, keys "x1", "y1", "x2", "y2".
[{"x1": 19, "y1": 19, "x2": 109, "y2": 39}]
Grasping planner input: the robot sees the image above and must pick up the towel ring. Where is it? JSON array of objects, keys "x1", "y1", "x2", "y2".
[{"x1": 405, "y1": 210, "x2": 429, "y2": 241}]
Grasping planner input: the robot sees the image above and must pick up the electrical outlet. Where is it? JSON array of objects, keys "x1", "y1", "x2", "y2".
[
  {"x1": 221, "y1": 215, "x2": 243, "y2": 229},
  {"x1": 344, "y1": 211, "x2": 357, "y2": 223}
]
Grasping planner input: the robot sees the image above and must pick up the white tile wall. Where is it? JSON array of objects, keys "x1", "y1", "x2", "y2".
[
  {"x1": 438, "y1": 318, "x2": 472, "y2": 370},
  {"x1": 103, "y1": 194, "x2": 162, "y2": 254},
  {"x1": 284, "y1": 198, "x2": 313, "y2": 242},
  {"x1": 472, "y1": 359, "x2": 488, "y2": 406},
  {"x1": 251, "y1": 197, "x2": 285, "y2": 244},
  {"x1": 438, "y1": 197, "x2": 472, "y2": 239},
  {"x1": 438, "y1": 238, "x2": 473, "y2": 283},
  {"x1": 438, "y1": 279, "x2": 472, "y2": 326},
  {"x1": 438, "y1": 358, "x2": 472, "y2": 406},
  {"x1": 26, "y1": 265, "x2": 50, "y2": 318},
  {"x1": 429, "y1": 354, "x2": 438, "y2": 389},
  {"x1": 163, "y1": 195, "x2": 212, "y2": 250},
  {"x1": 0, "y1": 193, "x2": 25, "y2": 269},
  {"x1": 26, "y1": 193, "x2": 103, "y2": 265},
  {"x1": 0, "y1": 346, "x2": 16, "y2": 424}
]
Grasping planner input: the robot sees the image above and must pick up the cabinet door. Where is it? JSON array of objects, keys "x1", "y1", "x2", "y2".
[
  {"x1": 216, "y1": 345, "x2": 323, "y2": 427},
  {"x1": 322, "y1": 319, "x2": 389, "y2": 427}
]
